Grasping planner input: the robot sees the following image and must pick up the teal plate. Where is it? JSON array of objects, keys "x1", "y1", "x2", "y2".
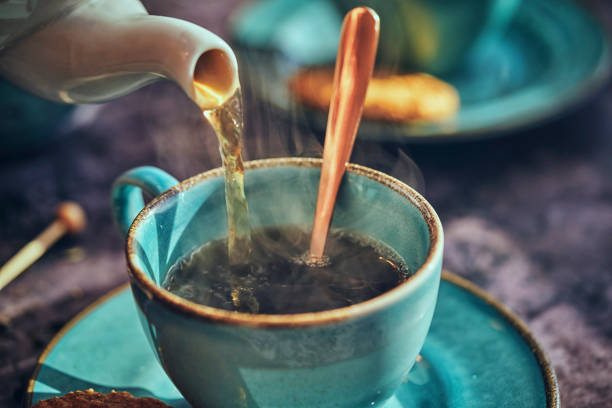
[
  {"x1": 233, "y1": 0, "x2": 610, "y2": 142},
  {"x1": 26, "y1": 272, "x2": 559, "y2": 407}
]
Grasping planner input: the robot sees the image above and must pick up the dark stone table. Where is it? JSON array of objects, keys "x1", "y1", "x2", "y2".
[{"x1": 1, "y1": 0, "x2": 611, "y2": 406}]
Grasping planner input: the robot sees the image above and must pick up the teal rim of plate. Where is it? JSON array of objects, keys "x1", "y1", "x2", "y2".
[
  {"x1": 24, "y1": 271, "x2": 559, "y2": 407},
  {"x1": 233, "y1": 0, "x2": 611, "y2": 142},
  {"x1": 439, "y1": 272, "x2": 559, "y2": 407}
]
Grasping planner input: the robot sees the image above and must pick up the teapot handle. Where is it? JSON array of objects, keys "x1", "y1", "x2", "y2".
[{"x1": 111, "y1": 166, "x2": 179, "y2": 237}]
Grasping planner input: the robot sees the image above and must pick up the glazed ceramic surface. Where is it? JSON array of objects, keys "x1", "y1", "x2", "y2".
[
  {"x1": 316, "y1": 0, "x2": 520, "y2": 74},
  {"x1": 110, "y1": 158, "x2": 443, "y2": 408},
  {"x1": 231, "y1": 0, "x2": 610, "y2": 141},
  {"x1": 26, "y1": 272, "x2": 559, "y2": 407}
]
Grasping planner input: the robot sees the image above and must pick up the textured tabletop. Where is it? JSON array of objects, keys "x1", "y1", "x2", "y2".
[{"x1": 1, "y1": 0, "x2": 611, "y2": 407}]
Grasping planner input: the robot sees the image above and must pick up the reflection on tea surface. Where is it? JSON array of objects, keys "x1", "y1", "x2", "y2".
[{"x1": 163, "y1": 225, "x2": 411, "y2": 314}]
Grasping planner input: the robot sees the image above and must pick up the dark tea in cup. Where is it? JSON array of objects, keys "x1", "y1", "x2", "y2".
[{"x1": 162, "y1": 225, "x2": 411, "y2": 314}]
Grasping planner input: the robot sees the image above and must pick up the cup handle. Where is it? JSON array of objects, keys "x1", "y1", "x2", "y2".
[{"x1": 111, "y1": 166, "x2": 179, "y2": 237}]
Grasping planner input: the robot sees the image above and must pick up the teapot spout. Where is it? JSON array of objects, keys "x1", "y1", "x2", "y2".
[
  {"x1": 129, "y1": 15, "x2": 240, "y2": 110},
  {"x1": 0, "y1": 8, "x2": 239, "y2": 109}
]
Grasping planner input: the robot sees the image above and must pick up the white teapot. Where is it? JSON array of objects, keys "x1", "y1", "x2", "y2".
[{"x1": 0, "y1": 0, "x2": 239, "y2": 109}]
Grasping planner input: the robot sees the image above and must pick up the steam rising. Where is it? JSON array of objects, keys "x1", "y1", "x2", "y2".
[
  {"x1": 141, "y1": 58, "x2": 424, "y2": 193},
  {"x1": 140, "y1": 50, "x2": 425, "y2": 278},
  {"x1": 137, "y1": 34, "x2": 426, "y2": 317}
]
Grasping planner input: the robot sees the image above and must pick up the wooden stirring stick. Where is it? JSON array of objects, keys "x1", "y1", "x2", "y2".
[
  {"x1": 0, "y1": 202, "x2": 86, "y2": 291},
  {"x1": 309, "y1": 7, "x2": 380, "y2": 259}
]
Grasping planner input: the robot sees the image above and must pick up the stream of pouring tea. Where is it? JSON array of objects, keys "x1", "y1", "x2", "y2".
[{"x1": 197, "y1": 87, "x2": 252, "y2": 264}]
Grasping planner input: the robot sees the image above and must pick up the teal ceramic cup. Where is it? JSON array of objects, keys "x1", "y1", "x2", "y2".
[
  {"x1": 334, "y1": 0, "x2": 521, "y2": 74},
  {"x1": 111, "y1": 157, "x2": 443, "y2": 408}
]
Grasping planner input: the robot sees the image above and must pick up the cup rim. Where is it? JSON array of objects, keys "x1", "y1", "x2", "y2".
[{"x1": 126, "y1": 157, "x2": 443, "y2": 328}]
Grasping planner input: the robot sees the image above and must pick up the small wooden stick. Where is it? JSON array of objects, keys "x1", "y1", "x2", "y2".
[{"x1": 0, "y1": 202, "x2": 86, "y2": 291}]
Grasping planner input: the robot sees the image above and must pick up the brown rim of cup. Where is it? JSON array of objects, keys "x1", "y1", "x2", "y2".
[{"x1": 125, "y1": 157, "x2": 444, "y2": 328}]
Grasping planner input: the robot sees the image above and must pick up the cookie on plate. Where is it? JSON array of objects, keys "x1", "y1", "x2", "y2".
[
  {"x1": 32, "y1": 388, "x2": 171, "y2": 407},
  {"x1": 289, "y1": 68, "x2": 460, "y2": 123}
]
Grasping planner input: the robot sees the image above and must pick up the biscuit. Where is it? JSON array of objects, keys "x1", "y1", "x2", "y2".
[
  {"x1": 32, "y1": 389, "x2": 171, "y2": 407},
  {"x1": 288, "y1": 68, "x2": 459, "y2": 123}
]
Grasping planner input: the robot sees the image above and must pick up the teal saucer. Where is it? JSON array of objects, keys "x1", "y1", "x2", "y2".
[
  {"x1": 232, "y1": 0, "x2": 610, "y2": 141},
  {"x1": 26, "y1": 272, "x2": 558, "y2": 407}
]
